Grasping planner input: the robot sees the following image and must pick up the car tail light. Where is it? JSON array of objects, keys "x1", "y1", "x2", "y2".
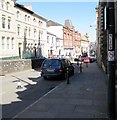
[{"x1": 59, "y1": 69, "x2": 64, "y2": 72}]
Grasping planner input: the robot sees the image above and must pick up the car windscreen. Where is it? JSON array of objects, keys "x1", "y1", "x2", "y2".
[{"x1": 43, "y1": 59, "x2": 61, "y2": 67}]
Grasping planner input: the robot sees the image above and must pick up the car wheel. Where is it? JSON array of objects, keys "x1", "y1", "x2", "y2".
[{"x1": 43, "y1": 76, "x2": 47, "y2": 80}]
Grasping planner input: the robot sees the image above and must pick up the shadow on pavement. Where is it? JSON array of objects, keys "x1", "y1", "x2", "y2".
[{"x1": 2, "y1": 68, "x2": 65, "y2": 119}]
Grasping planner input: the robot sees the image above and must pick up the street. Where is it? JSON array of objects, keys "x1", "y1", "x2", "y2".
[
  {"x1": 1, "y1": 62, "x2": 117, "y2": 119},
  {"x1": 1, "y1": 69, "x2": 65, "y2": 118}
]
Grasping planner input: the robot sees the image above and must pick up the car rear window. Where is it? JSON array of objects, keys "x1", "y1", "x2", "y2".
[{"x1": 43, "y1": 59, "x2": 61, "y2": 67}]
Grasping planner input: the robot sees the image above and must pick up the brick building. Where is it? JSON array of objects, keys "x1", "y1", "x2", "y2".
[{"x1": 63, "y1": 19, "x2": 82, "y2": 57}]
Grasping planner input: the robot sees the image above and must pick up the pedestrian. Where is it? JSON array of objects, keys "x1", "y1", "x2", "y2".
[
  {"x1": 77, "y1": 55, "x2": 83, "y2": 73},
  {"x1": 79, "y1": 55, "x2": 83, "y2": 61}
]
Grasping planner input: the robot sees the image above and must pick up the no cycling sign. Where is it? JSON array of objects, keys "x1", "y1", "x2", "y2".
[{"x1": 108, "y1": 51, "x2": 115, "y2": 61}]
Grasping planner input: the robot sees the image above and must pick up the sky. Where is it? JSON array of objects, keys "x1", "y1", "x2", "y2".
[{"x1": 18, "y1": 1, "x2": 98, "y2": 42}]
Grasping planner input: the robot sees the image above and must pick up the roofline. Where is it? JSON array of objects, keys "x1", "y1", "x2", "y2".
[
  {"x1": 47, "y1": 20, "x2": 63, "y2": 26},
  {"x1": 15, "y1": 3, "x2": 47, "y2": 21},
  {"x1": 33, "y1": 13, "x2": 47, "y2": 22},
  {"x1": 15, "y1": 3, "x2": 34, "y2": 14},
  {"x1": 47, "y1": 32, "x2": 56, "y2": 36}
]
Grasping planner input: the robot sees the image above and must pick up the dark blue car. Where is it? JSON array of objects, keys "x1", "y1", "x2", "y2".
[{"x1": 41, "y1": 58, "x2": 74, "y2": 80}]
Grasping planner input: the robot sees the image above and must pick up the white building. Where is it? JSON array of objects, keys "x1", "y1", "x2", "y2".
[
  {"x1": 89, "y1": 42, "x2": 96, "y2": 55},
  {"x1": 0, "y1": 0, "x2": 17, "y2": 58},
  {"x1": 15, "y1": 3, "x2": 47, "y2": 58},
  {"x1": 81, "y1": 35, "x2": 90, "y2": 56},
  {"x1": 47, "y1": 32, "x2": 57, "y2": 57},
  {"x1": 47, "y1": 20, "x2": 64, "y2": 57},
  {"x1": 0, "y1": 0, "x2": 47, "y2": 59}
]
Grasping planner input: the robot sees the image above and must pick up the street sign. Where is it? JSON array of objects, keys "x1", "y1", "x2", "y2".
[
  {"x1": 109, "y1": 34, "x2": 113, "y2": 50},
  {"x1": 108, "y1": 51, "x2": 114, "y2": 61}
]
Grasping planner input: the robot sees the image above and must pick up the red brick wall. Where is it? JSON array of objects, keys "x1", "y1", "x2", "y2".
[
  {"x1": 63, "y1": 27, "x2": 73, "y2": 48},
  {"x1": 63, "y1": 27, "x2": 81, "y2": 49}
]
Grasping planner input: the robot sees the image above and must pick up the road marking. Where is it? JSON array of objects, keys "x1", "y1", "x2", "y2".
[{"x1": 12, "y1": 82, "x2": 63, "y2": 119}]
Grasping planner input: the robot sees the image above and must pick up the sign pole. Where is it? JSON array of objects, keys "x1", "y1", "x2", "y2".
[{"x1": 107, "y1": 1, "x2": 115, "y2": 119}]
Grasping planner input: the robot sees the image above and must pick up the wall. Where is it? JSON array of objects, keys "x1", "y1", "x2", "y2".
[
  {"x1": 0, "y1": 59, "x2": 31, "y2": 75},
  {"x1": 0, "y1": 59, "x2": 45, "y2": 75}
]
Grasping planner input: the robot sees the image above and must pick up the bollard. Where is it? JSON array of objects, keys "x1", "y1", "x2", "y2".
[
  {"x1": 86, "y1": 63, "x2": 88, "y2": 67},
  {"x1": 17, "y1": 79, "x2": 22, "y2": 89},
  {"x1": 66, "y1": 67, "x2": 69, "y2": 84},
  {"x1": 79, "y1": 61, "x2": 82, "y2": 73}
]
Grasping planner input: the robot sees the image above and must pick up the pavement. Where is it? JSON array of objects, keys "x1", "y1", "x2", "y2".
[
  {"x1": 7, "y1": 62, "x2": 113, "y2": 119},
  {"x1": 1, "y1": 69, "x2": 41, "y2": 105}
]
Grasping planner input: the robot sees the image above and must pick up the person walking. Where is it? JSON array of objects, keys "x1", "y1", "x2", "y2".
[{"x1": 77, "y1": 55, "x2": 83, "y2": 73}]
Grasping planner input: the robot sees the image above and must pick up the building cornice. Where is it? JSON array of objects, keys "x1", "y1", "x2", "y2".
[
  {"x1": 47, "y1": 32, "x2": 56, "y2": 37},
  {"x1": 15, "y1": 3, "x2": 47, "y2": 21}
]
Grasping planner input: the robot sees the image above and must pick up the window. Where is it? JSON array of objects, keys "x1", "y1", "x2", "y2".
[
  {"x1": 8, "y1": 17, "x2": 11, "y2": 29},
  {"x1": 47, "y1": 36, "x2": 49, "y2": 43},
  {"x1": 34, "y1": 29, "x2": 37, "y2": 38},
  {"x1": 52, "y1": 37, "x2": 54, "y2": 44},
  {"x1": 33, "y1": 18, "x2": 36, "y2": 25},
  {"x1": 29, "y1": 27, "x2": 31, "y2": 37},
  {"x1": 17, "y1": 11, "x2": 20, "y2": 19},
  {"x1": 24, "y1": 27, "x2": 27, "y2": 37},
  {"x1": 40, "y1": 21, "x2": 43, "y2": 27},
  {"x1": 1, "y1": 0, "x2": 4, "y2": 9},
  {"x1": 7, "y1": 37, "x2": 10, "y2": 49},
  {"x1": 41, "y1": 31, "x2": 43, "y2": 39},
  {"x1": 43, "y1": 59, "x2": 61, "y2": 67},
  {"x1": 39, "y1": 21, "x2": 43, "y2": 27},
  {"x1": 67, "y1": 34, "x2": 69, "y2": 39},
  {"x1": 2, "y1": 37, "x2": 5, "y2": 49},
  {"x1": 25, "y1": 15, "x2": 27, "y2": 21},
  {"x1": 6, "y1": 2, "x2": 9, "y2": 10},
  {"x1": 17, "y1": 25, "x2": 20, "y2": 35},
  {"x1": 11, "y1": 38, "x2": 14, "y2": 49},
  {"x1": 39, "y1": 21, "x2": 41, "y2": 26},
  {"x1": 28, "y1": 16, "x2": 30, "y2": 22},
  {"x1": 2, "y1": 16, "x2": 5, "y2": 28}
]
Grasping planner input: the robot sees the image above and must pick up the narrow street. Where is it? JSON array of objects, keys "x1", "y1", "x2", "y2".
[{"x1": 1, "y1": 62, "x2": 115, "y2": 119}]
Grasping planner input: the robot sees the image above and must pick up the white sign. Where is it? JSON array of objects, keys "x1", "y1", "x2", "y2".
[
  {"x1": 109, "y1": 34, "x2": 113, "y2": 50},
  {"x1": 108, "y1": 51, "x2": 115, "y2": 61}
]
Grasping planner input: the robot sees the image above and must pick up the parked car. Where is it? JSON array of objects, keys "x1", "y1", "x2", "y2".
[
  {"x1": 89, "y1": 55, "x2": 96, "y2": 63},
  {"x1": 41, "y1": 58, "x2": 74, "y2": 80},
  {"x1": 83, "y1": 57, "x2": 90, "y2": 63}
]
